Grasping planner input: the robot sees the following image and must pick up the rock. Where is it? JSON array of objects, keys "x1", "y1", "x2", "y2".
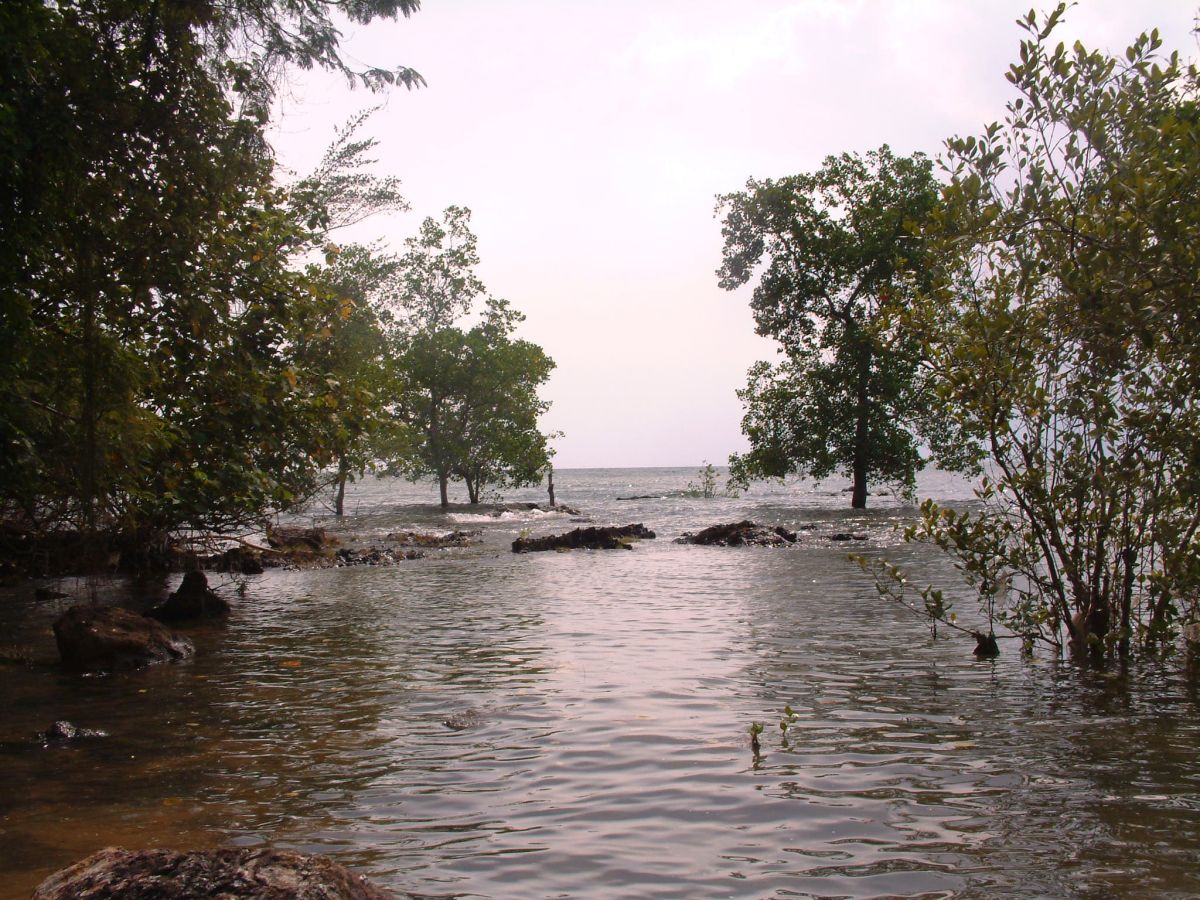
[
  {"x1": 385, "y1": 529, "x2": 481, "y2": 548},
  {"x1": 443, "y1": 708, "x2": 484, "y2": 731},
  {"x1": 973, "y1": 632, "x2": 1001, "y2": 658},
  {"x1": 34, "y1": 587, "x2": 71, "y2": 601},
  {"x1": 335, "y1": 546, "x2": 424, "y2": 566},
  {"x1": 512, "y1": 524, "x2": 656, "y2": 553},
  {"x1": 828, "y1": 532, "x2": 868, "y2": 542},
  {"x1": 0, "y1": 644, "x2": 33, "y2": 666},
  {"x1": 677, "y1": 521, "x2": 797, "y2": 547},
  {"x1": 213, "y1": 546, "x2": 265, "y2": 575},
  {"x1": 33, "y1": 846, "x2": 397, "y2": 899},
  {"x1": 38, "y1": 720, "x2": 108, "y2": 743},
  {"x1": 53, "y1": 604, "x2": 195, "y2": 672},
  {"x1": 149, "y1": 571, "x2": 230, "y2": 622},
  {"x1": 266, "y1": 525, "x2": 331, "y2": 552}
]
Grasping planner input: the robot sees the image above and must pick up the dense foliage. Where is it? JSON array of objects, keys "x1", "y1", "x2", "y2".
[
  {"x1": 388, "y1": 209, "x2": 556, "y2": 508},
  {"x1": 716, "y1": 147, "x2": 941, "y2": 507},
  {"x1": 1, "y1": 0, "x2": 555, "y2": 568},
  {"x1": 877, "y1": 6, "x2": 1200, "y2": 658}
]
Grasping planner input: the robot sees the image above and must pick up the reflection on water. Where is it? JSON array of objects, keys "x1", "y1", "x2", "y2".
[{"x1": 2, "y1": 469, "x2": 1199, "y2": 897}]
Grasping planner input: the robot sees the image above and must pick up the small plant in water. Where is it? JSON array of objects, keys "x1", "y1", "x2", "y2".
[
  {"x1": 684, "y1": 461, "x2": 719, "y2": 499},
  {"x1": 749, "y1": 721, "x2": 763, "y2": 757}
]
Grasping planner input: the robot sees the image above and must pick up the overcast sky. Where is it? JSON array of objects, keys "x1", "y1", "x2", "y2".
[{"x1": 270, "y1": 0, "x2": 1197, "y2": 469}]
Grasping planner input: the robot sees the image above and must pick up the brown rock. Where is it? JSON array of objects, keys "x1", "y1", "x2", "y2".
[
  {"x1": 677, "y1": 521, "x2": 797, "y2": 547},
  {"x1": 266, "y1": 526, "x2": 331, "y2": 552},
  {"x1": 512, "y1": 524, "x2": 655, "y2": 553},
  {"x1": 149, "y1": 571, "x2": 230, "y2": 622},
  {"x1": 53, "y1": 605, "x2": 194, "y2": 672},
  {"x1": 33, "y1": 846, "x2": 397, "y2": 899}
]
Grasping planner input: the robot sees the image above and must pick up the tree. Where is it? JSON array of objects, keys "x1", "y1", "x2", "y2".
[
  {"x1": 291, "y1": 113, "x2": 411, "y2": 516},
  {"x1": 879, "y1": 6, "x2": 1200, "y2": 659},
  {"x1": 387, "y1": 209, "x2": 556, "y2": 508},
  {"x1": 716, "y1": 146, "x2": 940, "y2": 507},
  {"x1": 0, "y1": 0, "x2": 422, "y2": 566},
  {"x1": 450, "y1": 300, "x2": 556, "y2": 504}
]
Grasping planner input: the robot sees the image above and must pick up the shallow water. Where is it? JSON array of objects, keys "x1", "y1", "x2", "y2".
[{"x1": 2, "y1": 468, "x2": 1199, "y2": 897}]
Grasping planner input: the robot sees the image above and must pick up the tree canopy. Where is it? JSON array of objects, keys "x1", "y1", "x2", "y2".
[
  {"x1": 875, "y1": 5, "x2": 1200, "y2": 659},
  {"x1": 0, "y1": 0, "x2": 423, "y2": 567},
  {"x1": 716, "y1": 146, "x2": 941, "y2": 507},
  {"x1": 388, "y1": 209, "x2": 556, "y2": 508}
]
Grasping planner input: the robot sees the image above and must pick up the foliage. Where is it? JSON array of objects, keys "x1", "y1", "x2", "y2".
[
  {"x1": 387, "y1": 209, "x2": 556, "y2": 508},
  {"x1": 888, "y1": 6, "x2": 1200, "y2": 658},
  {"x1": 683, "y1": 461, "x2": 719, "y2": 498},
  {"x1": 716, "y1": 146, "x2": 944, "y2": 507},
  {"x1": 0, "y1": 0, "x2": 422, "y2": 564},
  {"x1": 290, "y1": 113, "x2": 412, "y2": 515}
]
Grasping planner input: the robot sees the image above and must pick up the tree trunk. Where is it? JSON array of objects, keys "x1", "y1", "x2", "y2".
[
  {"x1": 333, "y1": 457, "x2": 348, "y2": 518},
  {"x1": 1118, "y1": 547, "x2": 1135, "y2": 658},
  {"x1": 850, "y1": 328, "x2": 871, "y2": 510},
  {"x1": 466, "y1": 476, "x2": 479, "y2": 505},
  {"x1": 547, "y1": 466, "x2": 556, "y2": 508},
  {"x1": 438, "y1": 473, "x2": 449, "y2": 509},
  {"x1": 851, "y1": 458, "x2": 868, "y2": 509}
]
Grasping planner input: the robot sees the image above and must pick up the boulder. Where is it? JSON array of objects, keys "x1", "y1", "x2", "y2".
[
  {"x1": 53, "y1": 604, "x2": 194, "y2": 672},
  {"x1": 512, "y1": 524, "x2": 656, "y2": 553},
  {"x1": 677, "y1": 521, "x2": 797, "y2": 547},
  {"x1": 33, "y1": 846, "x2": 397, "y2": 899},
  {"x1": 149, "y1": 571, "x2": 230, "y2": 622},
  {"x1": 266, "y1": 525, "x2": 331, "y2": 552},
  {"x1": 213, "y1": 546, "x2": 265, "y2": 575},
  {"x1": 828, "y1": 532, "x2": 868, "y2": 542}
]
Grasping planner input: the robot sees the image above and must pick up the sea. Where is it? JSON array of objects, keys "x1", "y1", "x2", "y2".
[{"x1": 2, "y1": 466, "x2": 1198, "y2": 897}]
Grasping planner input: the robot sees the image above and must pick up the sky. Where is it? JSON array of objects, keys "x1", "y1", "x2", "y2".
[{"x1": 270, "y1": 0, "x2": 1197, "y2": 469}]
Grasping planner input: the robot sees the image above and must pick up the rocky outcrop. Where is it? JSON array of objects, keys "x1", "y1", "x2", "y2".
[
  {"x1": 212, "y1": 546, "x2": 265, "y2": 574},
  {"x1": 512, "y1": 524, "x2": 656, "y2": 553},
  {"x1": 335, "y1": 546, "x2": 424, "y2": 566},
  {"x1": 266, "y1": 525, "x2": 330, "y2": 552},
  {"x1": 33, "y1": 846, "x2": 397, "y2": 899},
  {"x1": 828, "y1": 532, "x2": 868, "y2": 542},
  {"x1": 385, "y1": 529, "x2": 481, "y2": 548},
  {"x1": 677, "y1": 521, "x2": 797, "y2": 547},
  {"x1": 53, "y1": 604, "x2": 194, "y2": 672},
  {"x1": 149, "y1": 571, "x2": 230, "y2": 622}
]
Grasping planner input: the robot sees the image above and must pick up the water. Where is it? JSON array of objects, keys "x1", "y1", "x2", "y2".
[{"x1": 3, "y1": 468, "x2": 1199, "y2": 897}]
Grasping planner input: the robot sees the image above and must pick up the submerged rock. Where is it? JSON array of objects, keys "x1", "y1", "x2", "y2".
[
  {"x1": 33, "y1": 846, "x2": 397, "y2": 899},
  {"x1": 677, "y1": 521, "x2": 797, "y2": 547},
  {"x1": 149, "y1": 571, "x2": 230, "y2": 622},
  {"x1": 53, "y1": 604, "x2": 194, "y2": 672},
  {"x1": 336, "y1": 546, "x2": 424, "y2": 566},
  {"x1": 827, "y1": 532, "x2": 868, "y2": 542},
  {"x1": 512, "y1": 524, "x2": 656, "y2": 553},
  {"x1": 385, "y1": 529, "x2": 482, "y2": 548},
  {"x1": 38, "y1": 720, "x2": 108, "y2": 744}
]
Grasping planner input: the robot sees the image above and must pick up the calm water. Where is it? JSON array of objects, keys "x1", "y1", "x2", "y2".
[{"x1": 2, "y1": 468, "x2": 1199, "y2": 898}]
